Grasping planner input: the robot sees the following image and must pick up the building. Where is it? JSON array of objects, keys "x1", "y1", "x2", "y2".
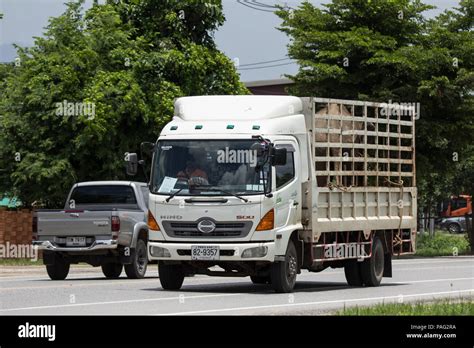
[{"x1": 244, "y1": 78, "x2": 294, "y2": 95}]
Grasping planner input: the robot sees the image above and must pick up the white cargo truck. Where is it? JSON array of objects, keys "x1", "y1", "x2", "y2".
[{"x1": 126, "y1": 96, "x2": 417, "y2": 293}]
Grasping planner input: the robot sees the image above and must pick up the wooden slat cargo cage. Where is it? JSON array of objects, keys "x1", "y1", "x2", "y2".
[{"x1": 301, "y1": 97, "x2": 417, "y2": 256}]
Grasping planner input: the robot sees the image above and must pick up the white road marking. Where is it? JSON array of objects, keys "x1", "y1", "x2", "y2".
[
  {"x1": 392, "y1": 258, "x2": 474, "y2": 265},
  {"x1": 0, "y1": 278, "x2": 160, "y2": 291},
  {"x1": 162, "y1": 289, "x2": 474, "y2": 315},
  {"x1": 0, "y1": 292, "x2": 241, "y2": 312},
  {"x1": 2, "y1": 258, "x2": 472, "y2": 282},
  {"x1": 390, "y1": 277, "x2": 474, "y2": 284}
]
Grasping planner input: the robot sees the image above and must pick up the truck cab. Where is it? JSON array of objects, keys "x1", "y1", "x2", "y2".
[{"x1": 141, "y1": 96, "x2": 307, "y2": 290}]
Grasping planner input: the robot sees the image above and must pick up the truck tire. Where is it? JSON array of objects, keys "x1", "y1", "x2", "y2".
[
  {"x1": 360, "y1": 236, "x2": 384, "y2": 287},
  {"x1": 344, "y1": 259, "x2": 363, "y2": 286},
  {"x1": 46, "y1": 257, "x2": 70, "y2": 280},
  {"x1": 124, "y1": 239, "x2": 148, "y2": 279},
  {"x1": 250, "y1": 275, "x2": 271, "y2": 284},
  {"x1": 158, "y1": 262, "x2": 184, "y2": 290},
  {"x1": 101, "y1": 262, "x2": 123, "y2": 279},
  {"x1": 271, "y1": 240, "x2": 298, "y2": 293}
]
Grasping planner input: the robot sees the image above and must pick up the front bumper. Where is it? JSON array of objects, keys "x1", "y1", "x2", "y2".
[
  {"x1": 33, "y1": 239, "x2": 118, "y2": 252},
  {"x1": 148, "y1": 241, "x2": 276, "y2": 261}
]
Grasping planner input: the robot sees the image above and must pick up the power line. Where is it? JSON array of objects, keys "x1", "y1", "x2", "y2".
[
  {"x1": 247, "y1": 1, "x2": 278, "y2": 9},
  {"x1": 243, "y1": 0, "x2": 293, "y2": 12},
  {"x1": 237, "y1": 62, "x2": 297, "y2": 70},
  {"x1": 237, "y1": 0, "x2": 275, "y2": 12},
  {"x1": 239, "y1": 57, "x2": 293, "y2": 67}
]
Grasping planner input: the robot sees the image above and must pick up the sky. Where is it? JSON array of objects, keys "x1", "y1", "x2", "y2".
[{"x1": 0, "y1": 0, "x2": 461, "y2": 82}]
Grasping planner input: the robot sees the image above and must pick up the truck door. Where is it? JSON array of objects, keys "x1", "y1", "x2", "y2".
[{"x1": 273, "y1": 142, "x2": 301, "y2": 228}]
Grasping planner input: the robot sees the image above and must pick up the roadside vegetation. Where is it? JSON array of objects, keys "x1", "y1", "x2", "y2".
[
  {"x1": 0, "y1": 258, "x2": 43, "y2": 266},
  {"x1": 416, "y1": 231, "x2": 470, "y2": 256},
  {"x1": 339, "y1": 298, "x2": 474, "y2": 315}
]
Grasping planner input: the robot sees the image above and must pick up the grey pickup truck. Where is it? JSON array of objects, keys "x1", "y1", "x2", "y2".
[{"x1": 33, "y1": 181, "x2": 150, "y2": 280}]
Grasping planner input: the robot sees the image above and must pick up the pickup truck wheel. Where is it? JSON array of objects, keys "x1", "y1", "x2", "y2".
[
  {"x1": 250, "y1": 275, "x2": 271, "y2": 284},
  {"x1": 125, "y1": 239, "x2": 148, "y2": 279},
  {"x1": 158, "y1": 262, "x2": 184, "y2": 290},
  {"x1": 360, "y1": 236, "x2": 384, "y2": 287},
  {"x1": 271, "y1": 240, "x2": 298, "y2": 293},
  {"x1": 46, "y1": 257, "x2": 70, "y2": 280},
  {"x1": 344, "y1": 259, "x2": 363, "y2": 286},
  {"x1": 101, "y1": 262, "x2": 123, "y2": 279}
]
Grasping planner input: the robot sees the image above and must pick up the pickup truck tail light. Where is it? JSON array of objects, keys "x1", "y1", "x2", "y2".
[
  {"x1": 111, "y1": 216, "x2": 120, "y2": 235},
  {"x1": 32, "y1": 216, "x2": 38, "y2": 241}
]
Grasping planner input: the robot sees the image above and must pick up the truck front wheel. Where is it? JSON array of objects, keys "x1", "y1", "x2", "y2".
[
  {"x1": 271, "y1": 240, "x2": 298, "y2": 293},
  {"x1": 124, "y1": 239, "x2": 148, "y2": 279},
  {"x1": 158, "y1": 262, "x2": 184, "y2": 290},
  {"x1": 360, "y1": 236, "x2": 384, "y2": 287},
  {"x1": 101, "y1": 262, "x2": 123, "y2": 279},
  {"x1": 46, "y1": 256, "x2": 70, "y2": 280}
]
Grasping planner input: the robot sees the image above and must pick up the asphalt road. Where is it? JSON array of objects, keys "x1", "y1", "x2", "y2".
[{"x1": 0, "y1": 257, "x2": 473, "y2": 315}]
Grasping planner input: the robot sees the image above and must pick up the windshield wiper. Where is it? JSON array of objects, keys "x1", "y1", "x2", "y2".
[
  {"x1": 165, "y1": 188, "x2": 184, "y2": 202},
  {"x1": 192, "y1": 185, "x2": 249, "y2": 203}
]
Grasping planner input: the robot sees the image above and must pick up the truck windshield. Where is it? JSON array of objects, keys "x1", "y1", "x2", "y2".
[{"x1": 150, "y1": 139, "x2": 270, "y2": 196}]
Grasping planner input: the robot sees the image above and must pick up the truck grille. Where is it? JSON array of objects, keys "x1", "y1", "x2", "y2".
[{"x1": 162, "y1": 220, "x2": 252, "y2": 238}]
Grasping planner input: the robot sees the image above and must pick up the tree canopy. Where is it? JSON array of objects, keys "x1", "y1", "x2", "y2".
[
  {"x1": 0, "y1": 0, "x2": 246, "y2": 207},
  {"x1": 277, "y1": 0, "x2": 474, "y2": 210}
]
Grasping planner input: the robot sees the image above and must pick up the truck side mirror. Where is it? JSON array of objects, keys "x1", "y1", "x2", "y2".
[
  {"x1": 271, "y1": 148, "x2": 287, "y2": 166},
  {"x1": 250, "y1": 142, "x2": 266, "y2": 157},
  {"x1": 125, "y1": 152, "x2": 138, "y2": 176}
]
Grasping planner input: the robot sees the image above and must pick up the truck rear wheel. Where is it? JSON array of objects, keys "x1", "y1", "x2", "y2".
[
  {"x1": 101, "y1": 262, "x2": 123, "y2": 279},
  {"x1": 344, "y1": 260, "x2": 363, "y2": 286},
  {"x1": 271, "y1": 240, "x2": 298, "y2": 293},
  {"x1": 46, "y1": 256, "x2": 70, "y2": 280},
  {"x1": 125, "y1": 239, "x2": 148, "y2": 279},
  {"x1": 360, "y1": 236, "x2": 384, "y2": 287},
  {"x1": 158, "y1": 262, "x2": 184, "y2": 290}
]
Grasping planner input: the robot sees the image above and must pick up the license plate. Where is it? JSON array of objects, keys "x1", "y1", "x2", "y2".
[
  {"x1": 191, "y1": 245, "x2": 219, "y2": 260},
  {"x1": 66, "y1": 237, "x2": 86, "y2": 247}
]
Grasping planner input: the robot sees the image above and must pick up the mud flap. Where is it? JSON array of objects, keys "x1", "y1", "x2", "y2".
[
  {"x1": 383, "y1": 253, "x2": 392, "y2": 277},
  {"x1": 119, "y1": 246, "x2": 133, "y2": 265}
]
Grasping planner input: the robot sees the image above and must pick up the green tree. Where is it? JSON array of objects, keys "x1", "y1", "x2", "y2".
[
  {"x1": 277, "y1": 0, "x2": 474, "y2": 215},
  {"x1": 0, "y1": 0, "x2": 246, "y2": 207}
]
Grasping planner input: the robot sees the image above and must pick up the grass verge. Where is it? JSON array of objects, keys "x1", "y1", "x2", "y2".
[
  {"x1": 339, "y1": 298, "x2": 474, "y2": 315},
  {"x1": 0, "y1": 258, "x2": 43, "y2": 266},
  {"x1": 416, "y1": 231, "x2": 470, "y2": 257}
]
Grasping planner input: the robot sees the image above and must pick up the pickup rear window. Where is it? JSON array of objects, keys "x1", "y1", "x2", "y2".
[{"x1": 70, "y1": 185, "x2": 137, "y2": 205}]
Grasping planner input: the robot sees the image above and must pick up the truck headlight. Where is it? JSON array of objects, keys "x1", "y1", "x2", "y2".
[
  {"x1": 150, "y1": 246, "x2": 171, "y2": 258},
  {"x1": 241, "y1": 246, "x2": 268, "y2": 258}
]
